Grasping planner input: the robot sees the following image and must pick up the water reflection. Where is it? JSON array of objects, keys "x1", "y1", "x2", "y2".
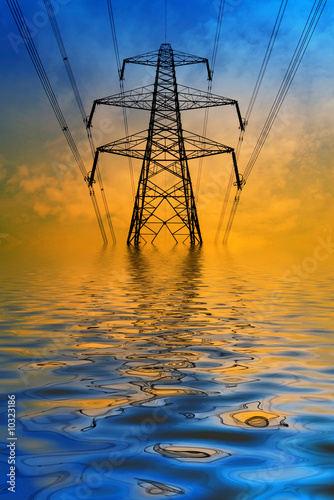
[
  {"x1": 149, "y1": 442, "x2": 229, "y2": 462},
  {"x1": 136, "y1": 477, "x2": 185, "y2": 496},
  {"x1": 120, "y1": 246, "x2": 208, "y2": 407},
  {"x1": 220, "y1": 401, "x2": 288, "y2": 429},
  {"x1": 126, "y1": 245, "x2": 205, "y2": 318},
  {"x1": 1, "y1": 245, "x2": 333, "y2": 499}
]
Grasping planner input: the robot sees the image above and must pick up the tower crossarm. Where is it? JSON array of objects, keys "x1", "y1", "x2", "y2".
[
  {"x1": 96, "y1": 129, "x2": 234, "y2": 162},
  {"x1": 172, "y1": 49, "x2": 212, "y2": 79},
  {"x1": 182, "y1": 130, "x2": 234, "y2": 159},
  {"x1": 120, "y1": 49, "x2": 160, "y2": 76},
  {"x1": 178, "y1": 85, "x2": 238, "y2": 111},
  {"x1": 120, "y1": 43, "x2": 212, "y2": 81},
  {"x1": 88, "y1": 84, "x2": 239, "y2": 116},
  {"x1": 93, "y1": 85, "x2": 154, "y2": 112},
  {"x1": 97, "y1": 130, "x2": 148, "y2": 159}
]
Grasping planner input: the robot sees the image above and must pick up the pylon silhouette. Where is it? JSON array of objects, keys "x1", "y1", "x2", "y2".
[{"x1": 87, "y1": 43, "x2": 244, "y2": 245}]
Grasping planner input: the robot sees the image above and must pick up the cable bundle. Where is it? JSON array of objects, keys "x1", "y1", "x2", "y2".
[
  {"x1": 6, "y1": 0, "x2": 109, "y2": 244},
  {"x1": 43, "y1": 0, "x2": 116, "y2": 243},
  {"x1": 220, "y1": 0, "x2": 327, "y2": 244}
]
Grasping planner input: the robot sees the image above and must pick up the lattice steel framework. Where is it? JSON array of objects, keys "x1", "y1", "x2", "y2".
[{"x1": 87, "y1": 43, "x2": 244, "y2": 245}]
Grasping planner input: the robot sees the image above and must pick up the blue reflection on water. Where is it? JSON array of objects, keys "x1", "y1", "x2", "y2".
[{"x1": 0, "y1": 245, "x2": 333, "y2": 499}]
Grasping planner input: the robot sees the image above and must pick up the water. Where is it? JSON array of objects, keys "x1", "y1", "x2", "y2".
[{"x1": 1, "y1": 243, "x2": 333, "y2": 499}]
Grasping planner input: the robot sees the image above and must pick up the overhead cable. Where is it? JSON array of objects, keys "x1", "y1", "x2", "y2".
[
  {"x1": 215, "y1": 0, "x2": 289, "y2": 244},
  {"x1": 6, "y1": 0, "x2": 108, "y2": 244},
  {"x1": 107, "y1": 0, "x2": 135, "y2": 199},
  {"x1": 222, "y1": 0, "x2": 327, "y2": 244},
  {"x1": 196, "y1": 0, "x2": 225, "y2": 201},
  {"x1": 43, "y1": 0, "x2": 116, "y2": 243},
  {"x1": 243, "y1": 0, "x2": 326, "y2": 182}
]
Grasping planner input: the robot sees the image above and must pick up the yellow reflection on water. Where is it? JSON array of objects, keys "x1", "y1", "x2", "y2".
[{"x1": 1, "y1": 239, "x2": 334, "y2": 448}]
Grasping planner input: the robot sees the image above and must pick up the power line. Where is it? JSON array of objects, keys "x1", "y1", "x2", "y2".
[
  {"x1": 215, "y1": 0, "x2": 288, "y2": 244},
  {"x1": 106, "y1": 0, "x2": 135, "y2": 199},
  {"x1": 43, "y1": 0, "x2": 116, "y2": 244},
  {"x1": 43, "y1": 0, "x2": 86, "y2": 122},
  {"x1": 106, "y1": 0, "x2": 121, "y2": 74},
  {"x1": 214, "y1": 168, "x2": 235, "y2": 244},
  {"x1": 196, "y1": 0, "x2": 225, "y2": 201},
  {"x1": 6, "y1": 0, "x2": 108, "y2": 244},
  {"x1": 245, "y1": 0, "x2": 289, "y2": 123},
  {"x1": 165, "y1": 0, "x2": 167, "y2": 43},
  {"x1": 236, "y1": 0, "x2": 289, "y2": 159},
  {"x1": 222, "y1": 0, "x2": 327, "y2": 244},
  {"x1": 243, "y1": 0, "x2": 326, "y2": 182},
  {"x1": 211, "y1": 0, "x2": 225, "y2": 72}
]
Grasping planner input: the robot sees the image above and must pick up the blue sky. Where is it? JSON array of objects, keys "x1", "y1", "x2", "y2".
[{"x1": 0, "y1": 0, "x2": 333, "y2": 249}]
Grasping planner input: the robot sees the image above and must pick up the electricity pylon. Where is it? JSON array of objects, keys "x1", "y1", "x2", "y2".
[{"x1": 87, "y1": 43, "x2": 244, "y2": 245}]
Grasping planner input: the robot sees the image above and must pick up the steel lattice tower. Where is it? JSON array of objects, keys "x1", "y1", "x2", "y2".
[{"x1": 87, "y1": 43, "x2": 244, "y2": 245}]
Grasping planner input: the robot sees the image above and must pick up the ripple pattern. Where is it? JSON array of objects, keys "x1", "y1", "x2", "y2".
[{"x1": 0, "y1": 246, "x2": 333, "y2": 499}]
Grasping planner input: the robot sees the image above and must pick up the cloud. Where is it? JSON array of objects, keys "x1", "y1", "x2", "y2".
[
  {"x1": 1, "y1": 0, "x2": 332, "y2": 249},
  {"x1": 4, "y1": 161, "x2": 97, "y2": 221},
  {"x1": 0, "y1": 162, "x2": 7, "y2": 182}
]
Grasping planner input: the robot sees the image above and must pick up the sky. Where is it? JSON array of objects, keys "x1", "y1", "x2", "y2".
[{"x1": 0, "y1": 0, "x2": 333, "y2": 253}]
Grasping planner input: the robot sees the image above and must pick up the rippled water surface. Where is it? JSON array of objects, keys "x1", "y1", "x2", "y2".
[{"x1": 1, "y1": 243, "x2": 333, "y2": 499}]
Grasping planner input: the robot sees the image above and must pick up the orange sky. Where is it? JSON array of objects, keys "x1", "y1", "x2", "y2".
[{"x1": 0, "y1": 0, "x2": 333, "y2": 254}]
